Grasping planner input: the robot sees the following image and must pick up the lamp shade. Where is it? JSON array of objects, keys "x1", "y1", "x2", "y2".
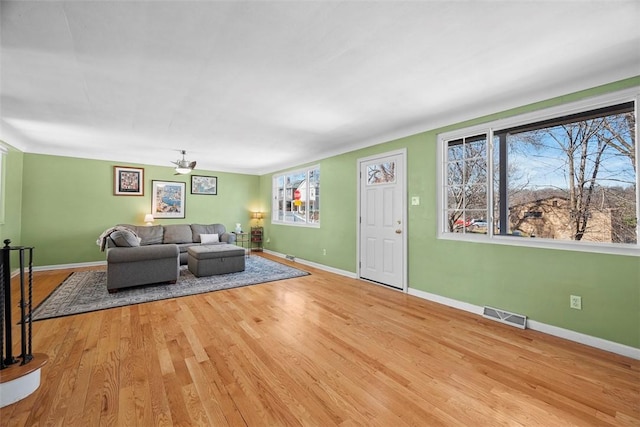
[
  {"x1": 144, "y1": 214, "x2": 154, "y2": 225},
  {"x1": 252, "y1": 212, "x2": 263, "y2": 220}
]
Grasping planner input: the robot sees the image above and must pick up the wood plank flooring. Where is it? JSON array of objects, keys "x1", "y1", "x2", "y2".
[{"x1": 1, "y1": 253, "x2": 638, "y2": 426}]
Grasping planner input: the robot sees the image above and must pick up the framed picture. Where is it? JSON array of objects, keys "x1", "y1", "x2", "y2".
[
  {"x1": 191, "y1": 175, "x2": 218, "y2": 195},
  {"x1": 151, "y1": 180, "x2": 186, "y2": 218},
  {"x1": 114, "y1": 166, "x2": 144, "y2": 196}
]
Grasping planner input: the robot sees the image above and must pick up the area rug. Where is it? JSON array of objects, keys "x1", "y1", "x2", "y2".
[{"x1": 31, "y1": 256, "x2": 309, "y2": 321}]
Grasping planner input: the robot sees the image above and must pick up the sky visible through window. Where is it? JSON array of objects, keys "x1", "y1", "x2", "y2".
[
  {"x1": 499, "y1": 109, "x2": 637, "y2": 243},
  {"x1": 507, "y1": 114, "x2": 636, "y2": 191},
  {"x1": 443, "y1": 103, "x2": 637, "y2": 246}
]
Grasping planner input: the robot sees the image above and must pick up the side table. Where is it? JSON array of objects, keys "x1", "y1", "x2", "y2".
[
  {"x1": 250, "y1": 226, "x2": 263, "y2": 252},
  {"x1": 233, "y1": 232, "x2": 249, "y2": 256}
]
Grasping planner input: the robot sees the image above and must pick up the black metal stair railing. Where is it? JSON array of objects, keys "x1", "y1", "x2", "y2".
[{"x1": 1, "y1": 239, "x2": 34, "y2": 370}]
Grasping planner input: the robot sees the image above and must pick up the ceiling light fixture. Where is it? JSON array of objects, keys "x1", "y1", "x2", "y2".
[{"x1": 172, "y1": 150, "x2": 196, "y2": 175}]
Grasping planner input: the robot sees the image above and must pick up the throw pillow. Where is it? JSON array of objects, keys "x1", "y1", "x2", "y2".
[
  {"x1": 200, "y1": 233, "x2": 219, "y2": 244},
  {"x1": 110, "y1": 230, "x2": 141, "y2": 247},
  {"x1": 191, "y1": 224, "x2": 218, "y2": 242}
]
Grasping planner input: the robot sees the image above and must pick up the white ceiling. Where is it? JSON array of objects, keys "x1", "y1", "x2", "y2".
[{"x1": 1, "y1": 1, "x2": 639, "y2": 175}]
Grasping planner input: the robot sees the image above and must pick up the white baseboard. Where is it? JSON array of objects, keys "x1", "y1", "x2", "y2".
[
  {"x1": 408, "y1": 288, "x2": 640, "y2": 360},
  {"x1": 8, "y1": 261, "x2": 105, "y2": 277},
  {"x1": 31, "y1": 260, "x2": 106, "y2": 272},
  {"x1": 262, "y1": 249, "x2": 357, "y2": 279}
]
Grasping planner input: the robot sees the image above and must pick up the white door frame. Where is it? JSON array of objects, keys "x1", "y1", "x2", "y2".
[{"x1": 356, "y1": 148, "x2": 408, "y2": 292}]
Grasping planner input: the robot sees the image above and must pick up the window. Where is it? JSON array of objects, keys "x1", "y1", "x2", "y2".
[
  {"x1": 445, "y1": 134, "x2": 488, "y2": 234},
  {"x1": 438, "y1": 88, "x2": 639, "y2": 255},
  {"x1": 367, "y1": 161, "x2": 396, "y2": 185},
  {"x1": 272, "y1": 165, "x2": 320, "y2": 226}
]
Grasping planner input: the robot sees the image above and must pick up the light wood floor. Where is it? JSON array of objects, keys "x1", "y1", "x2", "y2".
[{"x1": 1, "y1": 253, "x2": 638, "y2": 426}]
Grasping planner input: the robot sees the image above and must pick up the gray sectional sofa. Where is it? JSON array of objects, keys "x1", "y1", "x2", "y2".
[{"x1": 104, "y1": 223, "x2": 236, "y2": 292}]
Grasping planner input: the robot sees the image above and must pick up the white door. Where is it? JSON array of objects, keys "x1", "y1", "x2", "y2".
[{"x1": 358, "y1": 150, "x2": 406, "y2": 290}]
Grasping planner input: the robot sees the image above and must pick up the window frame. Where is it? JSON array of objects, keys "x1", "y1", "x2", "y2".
[
  {"x1": 272, "y1": 165, "x2": 320, "y2": 228},
  {"x1": 437, "y1": 87, "x2": 639, "y2": 257}
]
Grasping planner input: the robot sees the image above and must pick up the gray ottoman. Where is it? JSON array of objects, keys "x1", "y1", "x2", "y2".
[{"x1": 187, "y1": 244, "x2": 245, "y2": 277}]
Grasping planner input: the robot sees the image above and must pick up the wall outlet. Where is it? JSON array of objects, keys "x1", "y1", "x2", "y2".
[
  {"x1": 322, "y1": 248, "x2": 327, "y2": 255},
  {"x1": 570, "y1": 295, "x2": 582, "y2": 310},
  {"x1": 411, "y1": 196, "x2": 420, "y2": 206}
]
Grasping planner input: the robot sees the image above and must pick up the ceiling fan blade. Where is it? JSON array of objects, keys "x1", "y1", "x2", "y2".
[{"x1": 189, "y1": 161, "x2": 196, "y2": 169}]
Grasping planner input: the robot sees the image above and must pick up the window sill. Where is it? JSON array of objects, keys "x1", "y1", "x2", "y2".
[
  {"x1": 438, "y1": 232, "x2": 640, "y2": 257},
  {"x1": 271, "y1": 221, "x2": 320, "y2": 229}
]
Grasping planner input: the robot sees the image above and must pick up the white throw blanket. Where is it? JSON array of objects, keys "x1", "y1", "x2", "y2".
[{"x1": 96, "y1": 226, "x2": 139, "y2": 251}]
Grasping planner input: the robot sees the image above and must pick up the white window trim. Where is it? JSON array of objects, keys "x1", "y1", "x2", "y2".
[
  {"x1": 272, "y1": 165, "x2": 320, "y2": 228},
  {"x1": 437, "y1": 87, "x2": 640, "y2": 257}
]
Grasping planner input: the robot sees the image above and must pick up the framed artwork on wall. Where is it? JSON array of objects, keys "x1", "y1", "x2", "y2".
[
  {"x1": 114, "y1": 166, "x2": 144, "y2": 196},
  {"x1": 191, "y1": 175, "x2": 218, "y2": 195},
  {"x1": 151, "y1": 180, "x2": 186, "y2": 218}
]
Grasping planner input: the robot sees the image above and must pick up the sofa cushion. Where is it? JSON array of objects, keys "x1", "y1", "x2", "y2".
[
  {"x1": 191, "y1": 224, "x2": 226, "y2": 242},
  {"x1": 107, "y1": 244, "x2": 179, "y2": 263},
  {"x1": 134, "y1": 225, "x2": 164, "y2": 245},
  {"x1": 163, "y1": 224, "x2": 193, "y2": 244},
  {"x1": 110, "y1": 230, "x2": 141, "y2": 247},
  {"x1": 200, "y1": 233, "x2": 219, "y2": 244}
]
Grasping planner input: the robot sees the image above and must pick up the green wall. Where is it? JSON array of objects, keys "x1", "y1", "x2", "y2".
[
  {"x1": 4, "y1": 77, "x2": 639, "y2": 349},
  {"x1": 0, "y1": 142, "x2": 25, "y2": 258},
  {"x1": 261, "y1": 76, "x2": 640, "y2": 349},
  {"x1": 20, "y1": 154, "x2": 259, "y2": 266},
  {"x1": 260, "y1": 154, "x2": 363, "y2": 272}
]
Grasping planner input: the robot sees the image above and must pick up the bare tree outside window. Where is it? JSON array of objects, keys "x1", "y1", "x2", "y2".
[
  {"x1": 500, "y1": 104, "x2": 637, "y2": 243},
  {"x1": 442, "y1": 95, "x2": 638, "y2": 250},
  {"x1": 445, "y1": 135, "x2": 488, "y2": 233},
  {"x1": 367, "y1": 162, "x2": 396, "y2": 185}
]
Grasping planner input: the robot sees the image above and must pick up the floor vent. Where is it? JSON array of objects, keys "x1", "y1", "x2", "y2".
[
  {"x1": 482, "y1": 306, "x2": 527, "y2": 329},
  {"x1": 285, "y1": 254, "x2": 295, "y2": 261}
]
